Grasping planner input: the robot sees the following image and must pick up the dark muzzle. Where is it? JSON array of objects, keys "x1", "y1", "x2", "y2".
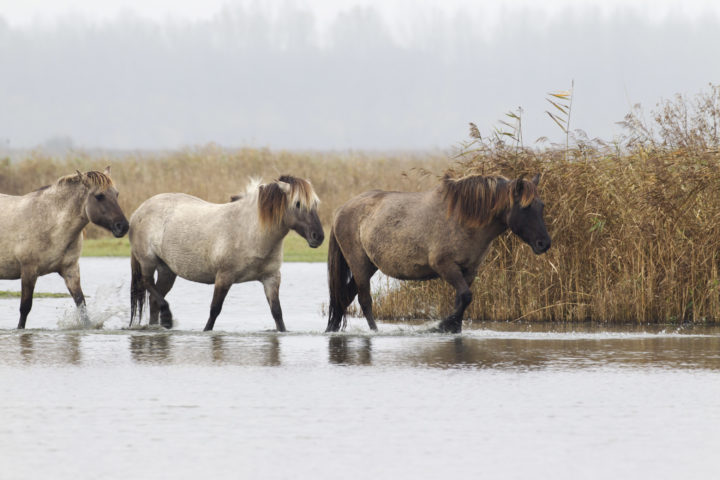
[
  {"x1": 532, "y1": 237, "x2": 551, "y2": 254},
  {"x1": 112, "y1": 220, "x2": 130, "y2": 238}
]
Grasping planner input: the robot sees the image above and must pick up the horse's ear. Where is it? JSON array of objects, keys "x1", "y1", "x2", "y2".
[
  {"x1": 277, "y1": 181, "x2": 291, "y2": 194},
  {"x1": 513, "y1": 178, "x2": 524, "y2": 199},
  {"x1": 531, "y1": 173, "x2": 541, "y2": 186},
  {"x1": 103, "y1": 165, "x2": 112, "y2": 176},
  {"x1": 75, "y1": 170, "x2": 88, "y2": 186}
]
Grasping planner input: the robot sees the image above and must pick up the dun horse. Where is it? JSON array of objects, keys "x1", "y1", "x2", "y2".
[
  {"x1": 129, "y1": 175, "x2": 323, "y2": 331},
  {"x1": 327, "y1": 173, "x2": 551, "y2": 333},
  {"x1": 0, "y1": 168, "x2": 129, "y2": 328}
]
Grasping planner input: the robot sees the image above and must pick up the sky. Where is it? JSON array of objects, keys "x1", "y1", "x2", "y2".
[{"x1": 0, "y1": 0, "x2": 719, "y2": 150}]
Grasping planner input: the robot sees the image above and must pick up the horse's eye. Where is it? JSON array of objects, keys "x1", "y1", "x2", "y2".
[
  {"x1": 295, "y1": 201, "x2": 301, "y2": 209},
  {"x1": 95, "y1": 194, "x2": 105, "y2": 201}
]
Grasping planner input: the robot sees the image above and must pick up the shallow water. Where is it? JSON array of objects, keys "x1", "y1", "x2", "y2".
[{"x1": 1, "y1": 259, "x2": 719, "y2": 479}]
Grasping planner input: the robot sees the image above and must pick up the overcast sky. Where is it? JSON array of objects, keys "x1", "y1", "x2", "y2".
[{"x1": 1, "y1": 0, "x2": 719, "y2": 150}]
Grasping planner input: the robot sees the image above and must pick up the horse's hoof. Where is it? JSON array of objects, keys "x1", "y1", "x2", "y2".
[
  {"x1": 430, "y1": 320, "x2": 462, "y2": 334},
  {"x1": 160, "y1": 310, "x2": 173, "y2": 329}
]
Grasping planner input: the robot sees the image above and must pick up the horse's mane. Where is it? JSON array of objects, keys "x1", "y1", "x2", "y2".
[
  {"x1": 250, "y1": 175, "x2": 319, "y2": 228},
  {"x1": 57, "y1": 170, "x2": 114, "y2": 190},
  {"x1": 440, "y1": 173, "x2": 538, "y2": 227}
]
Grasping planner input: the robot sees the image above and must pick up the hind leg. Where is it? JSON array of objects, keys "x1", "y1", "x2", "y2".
[
  {"x1": 347, "y1": 257, "x2": 378, "y2": 331},
  {"x1": 140, "y1": 264, "x2": 173, "y2": 329},
  {"x1": 326, "y1": 280, "x2": 357, "y2": 332},
  {"x1": 149, "y1": 265, "x2": 176, "y2": 328}
]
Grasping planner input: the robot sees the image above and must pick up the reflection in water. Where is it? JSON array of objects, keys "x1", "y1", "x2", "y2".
[
  {"x1": 130, "y1": 333, "x2": 172, "y2": 364},
  {"x1": 1, "y1": 328, "x2": 720, "y2": 370},
  {"x1": 15, "y1": 332, "x2": 82, "y2": 365},
  {"x1": 328, "y1": 335, "x2": 372, "y2": 365},
  {"x1": 210, "y1": 334, "x2": 281, "y2": 366},
  {"x1": 19, "y1": 332, "x2": 34, "y2": 364},
  {"x1": 400, "y1": 336, "x2": 720, "y2": 370},
  {"x1": 127, "y1": 333, "x2": 283, "y2": 366}
]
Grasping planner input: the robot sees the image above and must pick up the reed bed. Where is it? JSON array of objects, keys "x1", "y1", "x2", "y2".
[
  {"x1": 373, "y1": 147, "x2": 720, "y2": 324},
  {"x1": 0, "y1": 147, "x2": 446, "y2": 238},
  {"x1": 2, "y1": 87, "x2": 718, "y2": 324}
]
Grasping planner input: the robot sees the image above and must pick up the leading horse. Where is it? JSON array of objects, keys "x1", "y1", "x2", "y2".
[
  {"x1": 326, "y1": 173, "x2": 551, "y2": 333},
  {"x1": 0, "y1": 167, "x2": 129, "y2": 328},
  {"x1": 129, "y1": 175, "x2": 324, "y2": 331}
]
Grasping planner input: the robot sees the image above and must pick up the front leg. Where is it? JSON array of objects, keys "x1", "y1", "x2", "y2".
[
  {"x1": 60, "y1": 264, "x2": 89, "y2": 324},
  {"x1": 203, "y1": 276, "x2": 232, "y2": 331},
  {"x1": 432, "y1": 262, "x2": 473, "y2": 334},
  {"x1": 17, "y1": 269, "x2": 38, "y2": 329},
  {"x1": 262, "y1": 272, "x2": 286, "y2": 332}
]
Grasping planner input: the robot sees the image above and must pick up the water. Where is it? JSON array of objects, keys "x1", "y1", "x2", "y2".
[{"x1": 1, "y1": 259, "x2": 719, "y2": 479}]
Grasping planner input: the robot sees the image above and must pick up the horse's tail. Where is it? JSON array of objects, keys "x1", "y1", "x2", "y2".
[
  {"x1": 130, "y1": 253, "x2": 146, "y2": 327},
  {"x1": 327, "y1": 227, "x2": 356, "y2": 332}
]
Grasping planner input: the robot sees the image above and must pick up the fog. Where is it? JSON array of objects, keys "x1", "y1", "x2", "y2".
[{"x1": 1, "y1": 3, "x2": 719, "y2": 150}]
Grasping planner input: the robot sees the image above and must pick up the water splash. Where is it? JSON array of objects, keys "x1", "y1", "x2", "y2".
[{"x1": 57, "y1": 281, "x2": 129, "y2": 330}]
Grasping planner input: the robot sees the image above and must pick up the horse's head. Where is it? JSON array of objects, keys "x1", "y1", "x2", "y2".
[
  {"x1": 80, "y1": 166, "x2": 129, "y2": 238},
  {"x1": 506, "y1": 174, "x2": 551, "y2": 254},
  {"x1": 258, "y1": 175, "x2": 324, "y2": 248}
]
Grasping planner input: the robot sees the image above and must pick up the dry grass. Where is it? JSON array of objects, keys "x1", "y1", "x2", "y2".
[
  {"x1": 0, "y1": 147, "x2": 447, "y2": 238},
  {"x1": 374, "y1": 147, "x2": 720, "y2": 325},
  {"x1": 3, "y1": 86, "x2": 719, "y2": 324}
]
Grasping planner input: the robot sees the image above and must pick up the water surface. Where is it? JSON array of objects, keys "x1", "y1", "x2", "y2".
[{"x1": 1, "y1": 259, "x2": 719, "y2": 479}]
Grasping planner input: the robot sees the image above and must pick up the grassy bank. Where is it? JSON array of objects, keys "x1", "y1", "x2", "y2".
[
  {"x1": 80, "y1": 232, "x2": 328, "y2": 262},
  {"x1": 0, "y1": 291, "x2": 70, "y2": 298}
]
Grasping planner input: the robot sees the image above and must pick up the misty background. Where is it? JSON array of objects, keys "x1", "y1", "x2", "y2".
[{"x1": 1, "y1": 1, "x2": 719, "y2": 151}]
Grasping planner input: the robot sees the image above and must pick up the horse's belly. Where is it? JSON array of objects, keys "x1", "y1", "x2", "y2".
[
  {"x1": 0, "y1": 262, "x2": 21, "y2": 279},
  {"x1": 376, "y1": 261, "x2": 437, "y2": 281},
  {"x1": 165, "y1": 261, "x2": 216, "y2": 284}
]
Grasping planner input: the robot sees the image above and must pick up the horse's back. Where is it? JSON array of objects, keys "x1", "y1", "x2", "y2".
[
  {"x1": 333, "y1": 189, "x2": 447, "y2": 279},
  {"x1": 129, "y1": 192, "x2": 260, "y2": 284}
]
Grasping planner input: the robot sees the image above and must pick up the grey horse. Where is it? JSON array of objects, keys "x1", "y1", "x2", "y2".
[
  {"x1": 129, "y1": 175, "x2": 324, "y2": 331},
  {"x1": 327, "y1": 173, "x2": 551, "y2": 333},
  {"x1": 0, "y1": 167, "x2": 129, "y2": 328}
]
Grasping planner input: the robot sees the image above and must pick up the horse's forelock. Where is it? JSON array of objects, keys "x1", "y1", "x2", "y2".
[
  {"x1": 278, "y1": 175, "x2": 319, "y2": 209},
  {"x1": 254, "y1": 175, "x2": 318, "y2": 229},
  {"x1": 57, "y1": 170, "x2": 114, "y2": 191},
  {"x1": 509, "y1": 178, "x2": 539, "y2": 208}
]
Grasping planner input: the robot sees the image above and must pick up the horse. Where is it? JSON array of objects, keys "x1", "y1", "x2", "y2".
[
  {"x1": 326, "y1": 172, "x2": 551, "y2": 333},
  {"x1": 129, "y1": 175, "x2": 324, "y2": 331},
  {"x1": 0, "y1": 167, "x2": 129, "y2": 329}
]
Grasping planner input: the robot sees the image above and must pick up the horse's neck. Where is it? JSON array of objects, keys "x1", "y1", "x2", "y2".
[
  {"x1": 231, "y1": 199, "x2": 289, "y2": 255},
  {"x1": 464, "y1": 215, "x2": 508, "y2": 246},
  {"x1": 40, "y1": 186, "x2": 89, "y2": 236}
]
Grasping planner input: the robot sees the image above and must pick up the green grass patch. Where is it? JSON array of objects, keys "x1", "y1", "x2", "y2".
[
  {"x1": 82, "y1": 237, "x2": 131, "y2": 257},
  {"x1": 282, "y1": 232, "x2": 328, "y2": 262},
  {"x1": 82, "y1": 232, "x2": 328, "y2": 262},
  {"x1": 0, "y1": 291, "x2": 70, "y2": 298}
]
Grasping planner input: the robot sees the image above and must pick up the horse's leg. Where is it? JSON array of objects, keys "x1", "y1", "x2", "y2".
[
  {"x1": 355, "y1": 274, "x2": 378, "y2": 331},
  {"x1": 203, "y1": 276, "x2": 232, "y2": 331},
  {"x1": 261, "y1": 272, "x2": 286, "y2": 332},
  {"x1": 351, "y1": 260, "x2": 378, "y2": 331},
  {"x1": 149, "y1": 266, "x2": 176, "y2": 327},
  {"x1": 60, "y1": 263, "x2": 89, "y2": 324},
  {"x1": 141, "y1": 269, "x2": 173, "y2": 328},
  {"x1": 17, "y1": 269, "x2": 38, "y2": 329},
  {"x1": 433, "y1": 263, "x2": 472, "y2": 333}
]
